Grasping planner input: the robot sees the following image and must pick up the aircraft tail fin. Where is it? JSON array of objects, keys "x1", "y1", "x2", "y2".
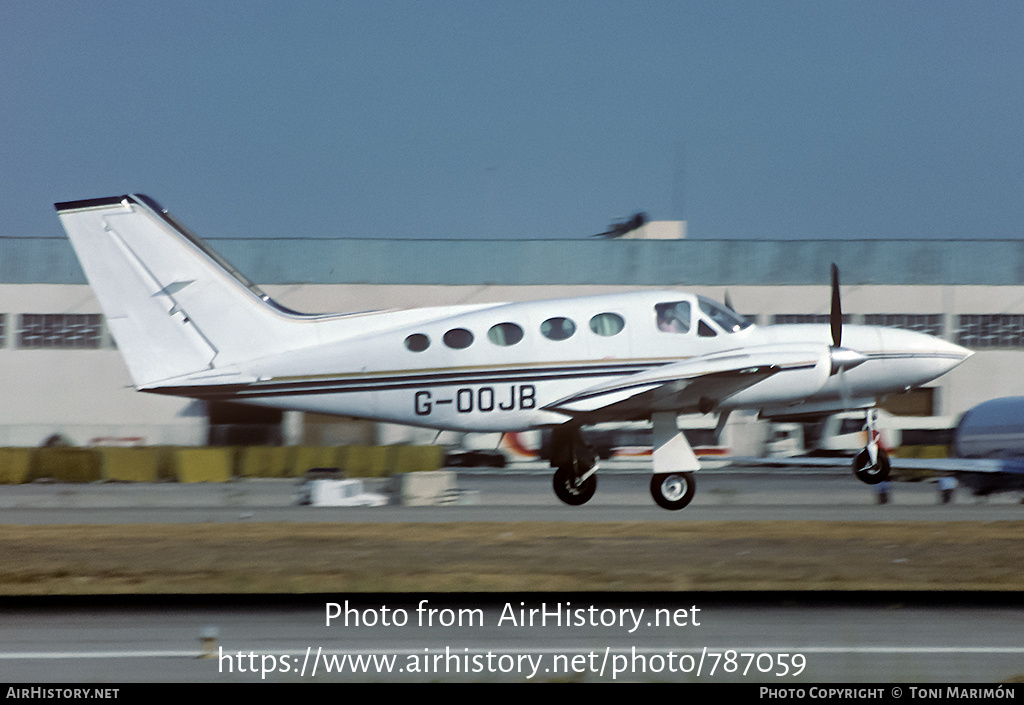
[{"x1": 55, "y1": 195, "x2": 300, "y2": 389}]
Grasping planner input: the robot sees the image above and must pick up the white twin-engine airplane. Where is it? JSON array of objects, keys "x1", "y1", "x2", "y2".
[{"x1": 56, "y1": 195, "x2": 972, "y2": 509}]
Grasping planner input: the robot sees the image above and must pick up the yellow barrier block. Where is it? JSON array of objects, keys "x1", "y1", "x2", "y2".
[
  {"x1": 343, "y1": 445, "x2": 392, "y2": 477},
  {"x1": 337, "y1": 446, "x2": 354, "y2": 473},
  {"x1": 919, "y1": 445, "x2": 950, "y2": 459},
  {"x1": 0, "y1": 448, "x2": 33, "y2": 484},
  {"x1": 237, "y1": 446, "x2": 293, "y2": 478},
  {"x1": 98, "y1": 448, "x2": 160, "y2": 482},
  {"x1": 173, "y1": 448, "x2": 234, "y2": 483},
  {"x1": 30, "y1": 448, "x2": 102, "y2": 483},
  {"x1": 235, "y1": 446, "x2": 264, "y2": 477},
  {"x1": 291, "y1": 446, "x2": 343, "y2": 477},
  {"x1": 391, "y1": 445, "x2": 444, "y2": 473},
  {"x1": 895, "y1": 445, "x2": 950, "y2": 460},
  {"x1": 149, "y1": 446, "x2": 182, "y2": 481}
]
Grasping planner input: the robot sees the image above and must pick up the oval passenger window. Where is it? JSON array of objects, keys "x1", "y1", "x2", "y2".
[
  {"x1": 404, "y1": 333, "x2": 430, "y2": 352},
  {"x1": 541, "y1": 317, "x2": 576, "y2": 341},
  {"x1": 589, "y1": 312, "x2": 625, "y2": 336},
  {"x1": 443, "y1": 328, "x2": 474, "y2": 349},
  {"x1": 488, "y1": 322, "x2": 524, "y2": 346}
]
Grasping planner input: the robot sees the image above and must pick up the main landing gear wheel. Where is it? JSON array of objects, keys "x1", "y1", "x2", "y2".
[
  {"x1": 650, "y1": 472, "x2": 696, "y2": 510},
  {"x1": 553, "y1": 465, "x2": 597, "y2": 506},
  {"x1": 852, "y1": 448, "x2": 891, "y2": 485}
]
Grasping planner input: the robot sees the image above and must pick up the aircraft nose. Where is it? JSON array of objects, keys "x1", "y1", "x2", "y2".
[
  {"x1": 924, "y1": 334, "x2": 973, "y2": 368},
  {"x1": 940, "y1": 338, "x2": 973, "y2": 365},
  {"x1": 881, "y1": 328, "x2": 973, "y2": 373}
]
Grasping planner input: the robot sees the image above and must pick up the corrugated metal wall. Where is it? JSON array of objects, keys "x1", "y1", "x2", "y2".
[{"x1": 3, "y1": 236, "x2": 1023, "y2": 286}]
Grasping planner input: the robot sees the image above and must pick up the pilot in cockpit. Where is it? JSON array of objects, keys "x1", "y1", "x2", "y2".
[{"x1": 656, "y1": 301, "x2": 691, "y2": 333}]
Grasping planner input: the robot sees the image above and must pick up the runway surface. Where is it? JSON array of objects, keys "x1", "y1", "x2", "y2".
[
  {"x1": 3, "y1": 595, "x2": 1024, "y2": 683},
  {"x1": 0, "y1": 465, "x2": 1021, "y2": 523}
]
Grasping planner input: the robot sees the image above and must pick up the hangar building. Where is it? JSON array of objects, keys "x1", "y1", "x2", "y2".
[{"x1": 0, "y1": 225, "x2": 1018, "y2": 451}]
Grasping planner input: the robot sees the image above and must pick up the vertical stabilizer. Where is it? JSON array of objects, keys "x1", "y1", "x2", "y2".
[{"x1": 56, "y1": 195, "x2": 298, "y2": 389}]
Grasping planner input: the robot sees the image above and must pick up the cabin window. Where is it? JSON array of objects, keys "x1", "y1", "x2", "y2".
[
  {"x1": 698, "y1": 320, "x2": 717, "y2": 337},
  {"x1": 698, "y1": 297, "x2": 752, "y2": 333},
  {"x1": 655, "y1": 301, "x2": 691, "y2": 333},
  {"x1": 590, "y1": 312, "x2": 625, "y2": 336},
  {"x1": 541, "y1": 317, "x2": 576, "y2": 341},
  {"x1": 443, "y1": 328, "x2": 474, "y2": 349},
  {"x1": 487, "y1": 322, "x2": 524, "y2": 346},
  {"x1": 404, "y1": 333, "x2": 430, "y2": 352}
]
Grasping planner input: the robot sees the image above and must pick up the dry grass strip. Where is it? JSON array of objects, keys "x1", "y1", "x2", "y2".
[{"x1": 2, "y1": 521, "x2": 1022, "y2": 595}]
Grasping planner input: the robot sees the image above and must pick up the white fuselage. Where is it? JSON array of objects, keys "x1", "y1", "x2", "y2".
[{"x1": 163, "y1": 290, "x2": 971, "y2": 432}]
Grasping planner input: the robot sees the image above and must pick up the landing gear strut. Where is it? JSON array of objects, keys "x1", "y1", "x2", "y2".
[
  {"x1": 549, "y1": 425, "x2": 598, "y2": 506},
  {"x1": 853, "y1": 448, "x2": 890, "y2": 484},
  {"x1": 648, "y1": 412, "x2": 701, "y2": 510},
  {"x1": 548, "y1": 416, "x2": 702, "y2": 509},
  {"x1": 852, "y1": 408, "x2": 891, "y2": 485}
]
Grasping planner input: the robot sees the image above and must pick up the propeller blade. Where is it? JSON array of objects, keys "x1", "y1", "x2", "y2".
[
  {"x1": 826, "y1": 263, "x2": 868, "y2": 381},
  {"x1": 724, "y1": 289, "x2": 734, "y2": 311},
  {"x1": 830, "y1": 263, "x2": 842, "y2": 348}
]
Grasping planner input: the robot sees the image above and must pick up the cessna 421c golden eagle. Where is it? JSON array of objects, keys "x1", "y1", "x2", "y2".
[{"x1": 56, "y1": 195, "x2": 972, "y2": 509}]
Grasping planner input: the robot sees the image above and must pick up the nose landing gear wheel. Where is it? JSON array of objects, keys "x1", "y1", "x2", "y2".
[
  {"x1": 852, "y1": 448, "x2": 891, "y2": 485},
  {"x1": 650, "y1": 472, "x2": 696, "y2": 510},
  {"x1": 553, "y1": 465, "x2": 597, "y2": 506}
]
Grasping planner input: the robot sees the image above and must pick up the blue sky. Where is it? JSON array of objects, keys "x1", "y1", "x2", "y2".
[{"x1": 3, "y1": 1, "x2": 1023, "y2": 240}]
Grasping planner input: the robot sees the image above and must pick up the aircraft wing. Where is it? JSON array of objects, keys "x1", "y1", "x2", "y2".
[
  {"x1": 728, "y1": 455, "x2": 1024, "y2": 475},
  {"x1": 893, "y1": 458, "x2": 1020, "y2": 474},
  {"x1": 892, "y1": 457, "x2": 1024, "y2": 496},
  {"x1": 543, "y1": 343, "x2": 831, "y2": 421},
  {"x1": 728, "y1": 455, "x2": 1024, "y2": 497}
]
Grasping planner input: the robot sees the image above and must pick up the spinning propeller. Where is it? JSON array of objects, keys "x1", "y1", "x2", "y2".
[
  {"x1": 828, "y1": 263, "x2": 867, "y2": 374},
  {"x1": 830, "y1": 264, "x2": 842, "y2": 349},
  {"x1": 827, "y1": 264, "x2": 868, "y2": 409}
]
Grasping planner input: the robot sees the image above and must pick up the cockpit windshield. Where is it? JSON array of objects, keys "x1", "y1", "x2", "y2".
[{"x1": 697, "y1": 297, "x2": 752, "y2": 333}]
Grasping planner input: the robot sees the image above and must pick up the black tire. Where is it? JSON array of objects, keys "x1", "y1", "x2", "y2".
[
  {"x1": 552, "y1": 465, "x2": 597, "y2": 506},
  {"x1": 650, "y1": 472, "x2": 696, "y2": 510},
  {"x1": 852, "y1": 447, "x2": 891, "y2": 485}
]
